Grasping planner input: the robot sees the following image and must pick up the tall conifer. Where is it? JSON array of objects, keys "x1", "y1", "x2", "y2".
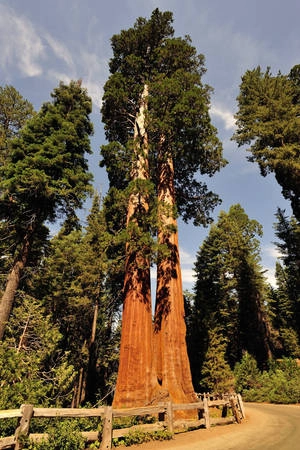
[
  {"x1": 101, "y1": 9, "x2": 225, "y2": 407},
  {"x1": 0, "y1": 81, "x2": 93, "y2": 339}
]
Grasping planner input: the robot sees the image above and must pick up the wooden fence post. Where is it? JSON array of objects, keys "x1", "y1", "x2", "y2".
[
  {"x1": 230, "y1": 396, "x2": 241, "y2": 424},
  {"x1": 166, "y1": 401, "x2": 174, "y2": 434},
  {"x1": 203, "y1": 395, "x2": 210, "y2": 429},
  {"x1": 100, "y1": 406, "x2": 113, "y2": 450},
  {"x1": 237, "y1": 394, "x2": 245, "y2": 419},
  {"x1": 14, "y1": 404, "x2": 34, "y2": 450}
]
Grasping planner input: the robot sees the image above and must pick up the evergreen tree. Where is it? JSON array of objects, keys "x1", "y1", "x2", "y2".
[
  {"x1": 199, "y1": 327, "x2": 235, "y2": 393},
  {"x1": 268, "y1": 209, "x2": 300, "y2": 355},
  {"x1": 0, "y1": 86, "x2": 35, "y2": 295},
  {"x1": 234, "y1": 352, "x2": 261, "y2": 393},
  {"x1": 36, "y1": 193, "x2": 121, "y2": 406},
  {"x1": 191, "y1": 205, "x2": 272, "y2": 389},
  {"x1": 0, "y1": 295, "x2": 75, "y2": 411},
  {"x1": 80, "y1": 193, "x2": 122, "y2": 404},
  {"x1": 0, "y1": 84, "x2": 34, "y2": 165},
  {"x1": 0, "y1": 80, "x2": 93, "y2": 339},
  {"x1": 232, "y1": 66, "x2": 300, "y2": 220},
  {"x1": 101, "y1": 9, "x2": 225, "y2": 407},
  {"x1": 38, "y1": 227, "x2": 94, "y2": 406}
]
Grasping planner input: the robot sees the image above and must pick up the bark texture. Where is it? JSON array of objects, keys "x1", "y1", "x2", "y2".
[
  {"x1": 113, "y1": 85, "x2": 157, "y2": 407},
  {"x1": 154, "y1": 151, "x2": 197, "y2": 408},
  {"x1": 0, "y1": 224, "x2": 34, "y2": 340}
]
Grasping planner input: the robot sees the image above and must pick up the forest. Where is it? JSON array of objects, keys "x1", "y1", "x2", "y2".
[{"x1": 0, "y1": 9, "x2": 300, "y2": 441}]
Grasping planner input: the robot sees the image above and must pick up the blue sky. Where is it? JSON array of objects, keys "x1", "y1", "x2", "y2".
[{"x1": 0, "y1": 0, "x2": 298, "y2": 290}]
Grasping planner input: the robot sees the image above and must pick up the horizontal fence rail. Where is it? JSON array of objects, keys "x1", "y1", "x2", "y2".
[{"x1": 0, "y1": 393, "x2": 244, "y2": 450}]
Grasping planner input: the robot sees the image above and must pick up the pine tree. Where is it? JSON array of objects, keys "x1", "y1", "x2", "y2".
[
  {"x1": 232, "y1": 66, "x2": 300, "y2": 220},
  {"x1": 0, "y1": 81, "x2": 93, "y2": 339},
  {"x1": 269, "y1": 209, "x2": 300, "y2": 355},
  {"x1": 200, "y1": 327, "x2": 235, "y2": 393},
  {"x1": 0, "y1": 86, "x2": 35, "y2": 295},
  {"x1": 192, "y1": 204, "x2": 272, "y2": 387},
  {"x1": 0, "y1": 295, "x2": 75, "y2": 410},
  {"x1": 0, "y1": 84, "x2": 34, "y2": 165},
  {"x1": 80, "y1": 192, "x2": 121, "y2": 404}
]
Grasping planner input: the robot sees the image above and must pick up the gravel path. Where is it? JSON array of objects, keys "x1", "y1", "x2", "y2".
[{"x1": 126, "y1": 403, "x2": 300, "y2": 450}]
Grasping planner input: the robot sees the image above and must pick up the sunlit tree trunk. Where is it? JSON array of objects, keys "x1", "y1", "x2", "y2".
[
  {"x1": 154, "y1": 144, "x2": 197, "y2": 408},
  {"x1": 113, "y1": 85, "x2": 157, "y2": 407},
  {"x1": 0, "y1": 222, "x2": 34, "y2": 340}
]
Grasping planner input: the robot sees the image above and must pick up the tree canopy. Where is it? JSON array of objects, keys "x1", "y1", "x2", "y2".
[
  {"x1": 101, "y1": 8, "x2": 226, "y2": 408},
  {"x1": 101, "y1": 8, "x2": 226, "y2": 227},
  {"x1": 0, "y1": 85, "x2": 34, "y2": 165},
  {"x1": 190, "y1": 204, "x2": 272, "y2": 389},
  {"x1": 0, "y1": 80, "x2": 94, "y2": 339},
  {"x1": 232, "y1": 65, "x2": 300, "y2": 221}
]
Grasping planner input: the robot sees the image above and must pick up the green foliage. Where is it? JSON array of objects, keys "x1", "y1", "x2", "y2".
[
  {"x1": 0, "y1": 84, "x2": 34, "y2": 164},
  {"x1": 112, "y1": 429, "x2": 173, "y2": 447},
  {"x1": 32, "y1": 192, "x2": 121, "y2": 405},
  {"x1": 190, "y1": 204, "x2": 272, "y2": 388},
  {"x1": 113, "y1": 415, "x2": 155, "y2": 430},
  {"x1": 24, "y1": 420, "x2": 86, "y2": 450},
  {"x1": 232, "y1": 66, "x2": 300, "y2": 220},
  {"x1": 235, "y1": 356, "x2": 300, "y2": 404},
  {"x1": 88, "y1": 442, "x2": 101, "y2": 449},
  {"x1": 101, "y1": 8, "x2": 226, "y2": 232},
  {"x1": 0, "y1": 296, "x2": 76, "y2": 411},
  {"x1": 270, "y1": 210, "x2": 300, "y2": 344},
  {"x1": 199, "y1": 327, "x2": 235, "y2": 393},
  {"x1": 0, "y1": 80, "x2": 93, "y2": 226},
  {"x1": 0, "y1": 80, "x2": 94, "y2": 340},
  {"x1": 234, "y1": 352, "x2": 261, "y2": 392}
]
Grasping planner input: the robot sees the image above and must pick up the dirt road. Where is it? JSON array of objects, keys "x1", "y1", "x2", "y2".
[{"x1": 128, "y1": 403, "x2": 300, "y2": 450}]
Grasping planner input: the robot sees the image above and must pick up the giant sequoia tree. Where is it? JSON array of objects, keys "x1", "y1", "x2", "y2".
[
  {"x1": 0, "y1": 81, "x2": 93, "y2": 339},
  {"x1": 232, "y1": 65, "x2": 300, "y2": 221},
  {"x1": 101, "y1": 9, "x2": 225, "y2": 407}
]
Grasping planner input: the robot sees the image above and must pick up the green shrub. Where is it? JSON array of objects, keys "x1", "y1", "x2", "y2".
[
  {"x1": 113, "y1": 414, "x2": 155, "y2": 430},
  {"x1": 234, "y1": 352, "x2": 261, "y2": 392},
  {"x1": 235, "y1": 356, "x2": 300, "y2": 404},
  {"x1": 23, "y1": 420, "x2": 86, "y2": 450},
  {"x1": 113, "y1": 429, "x2": 173, "y2": 447}
]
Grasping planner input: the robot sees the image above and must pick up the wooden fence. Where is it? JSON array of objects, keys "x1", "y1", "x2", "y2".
[{"x1": 0, "y1": 393, "x2": 244, "y2": 450}]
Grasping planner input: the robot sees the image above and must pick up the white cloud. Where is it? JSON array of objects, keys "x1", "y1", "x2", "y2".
[
  {"x1": 263, "y1": 267, "x2": 277, "y2": 288},
  {"x1": 181, "y1": 268, "x2": 196, "y2": 285},
  {"x1": 210, "y1": 104, "x2": 236, "y2": 130},
  {"x1": 0, "y1": 4, "x2": 45, "y2": 77},
  {"x1": 79, "y1": 51, "x2": 107, "y2": 107},
  {"x1": 179, "y1": 248, "x2": 195, "y2": 265},
  {"x1": 264, "y1": 245, "x2": 283, "y2": 260},
  {"x1": 44, "y1": 33, "x2": 75, "y2": 69},
  {"x1": 0, "y1": 4, "x2": 107, "y2": 108}
]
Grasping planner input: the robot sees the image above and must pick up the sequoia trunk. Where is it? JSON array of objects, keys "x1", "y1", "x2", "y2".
[
  {"x1": 154, "y1": 149, "x2": 197, "y2": 407},
  {"x1": 113, "y1": 85, "x2": 157, "y2": 407}
]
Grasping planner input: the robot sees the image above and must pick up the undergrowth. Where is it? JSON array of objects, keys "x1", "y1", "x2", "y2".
[
  {"x1": 234, "y1": 355, "x2": 300, "y2": 404},
  {"x1": 112, "y1": 429, "x2": 173, "y2": 447}
]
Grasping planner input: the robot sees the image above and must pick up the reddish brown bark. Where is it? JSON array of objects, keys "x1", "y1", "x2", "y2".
[
  {"x1": 113, "y1": 85, "x2": 157, "y2": 407},
  {"x1": 113, "y1": 258, "x2": 156, "y2": 407},
  {"x1": 154, "y1": 152, "x2": 197, "y2": 409},
  {"x1": 0, "y1": 223, "x2": 34, "y2": 340}
]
